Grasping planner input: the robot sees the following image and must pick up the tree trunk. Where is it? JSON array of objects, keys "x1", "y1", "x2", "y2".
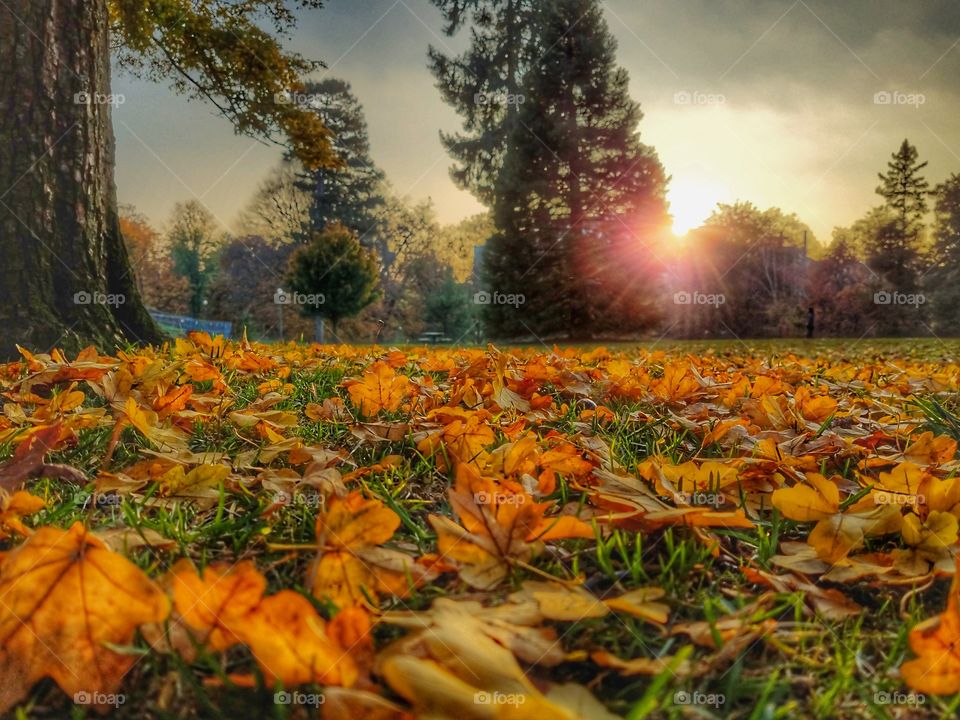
[
  {"x1": 0, "y1": 0, "x2": 163, "y2": 359},
  {"x1": 314, "y1": 316, "x2": 325, "y2": 344}
]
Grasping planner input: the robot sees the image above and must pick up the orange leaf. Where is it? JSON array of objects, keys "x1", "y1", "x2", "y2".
[{"x1": 0, "y1": 523, "x2": 170, "y2": 712}]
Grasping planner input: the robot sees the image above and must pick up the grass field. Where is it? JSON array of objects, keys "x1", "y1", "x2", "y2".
[{"x1": 3, "y1": 336, "x2": 960, "y2": 719}]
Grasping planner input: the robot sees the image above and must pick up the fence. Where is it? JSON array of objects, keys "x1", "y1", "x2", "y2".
[{"x1": 148, "y1": 310, "x2": 233, "y2": 338}]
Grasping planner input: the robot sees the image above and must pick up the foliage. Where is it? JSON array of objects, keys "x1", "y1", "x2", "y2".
[
  {"x1": 120, "y1": 207, "x2": 190, "y2": 314},
  {"x1": 294, "y1": 78, "x2": 386, "y2": 241},
  {"x1": 929, "y1": 173, "x2": 960, "y2": 334},
  {"x1": 167, "y1": 201, "x2": 223, "y2": 317},
  {"x1": 286, "y1": 223, "x2": 380, "y2": 336},
  {"x1": 109, "y1": 0, "x2": 336, "y2": 169}
]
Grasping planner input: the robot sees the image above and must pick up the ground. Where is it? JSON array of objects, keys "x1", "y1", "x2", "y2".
[{"x1": 2, "y1": 337, "x2": 959, "y2": 719}]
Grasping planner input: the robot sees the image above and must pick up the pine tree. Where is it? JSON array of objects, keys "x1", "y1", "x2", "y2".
[
  {"x1": 867, "y1": 140, "x2": 929, "y2": 335},
  {"x1": 483, "y1": 0, "x2": 668, "y2": 337},
  {"x1": 876, "y1": 140, "x2": 930, "y2": 237},
  {"x1": 429, "y1": 0, "x2": 536, "y2": 204},
  {"x1": 296, "y1": 79, "x2": 386, "y2": 244},
  {"x1": 928, "y1": 173, "x2": 960, "y2": 334}
]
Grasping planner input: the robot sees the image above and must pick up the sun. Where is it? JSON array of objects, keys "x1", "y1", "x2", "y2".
[{"x1": 668, "y1": 177, "x2": 727, "y2": 236}]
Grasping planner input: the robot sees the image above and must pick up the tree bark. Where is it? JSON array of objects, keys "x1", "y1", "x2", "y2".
[{"x1": 0, "y1": 0, "x2": 163, "y2": 359}]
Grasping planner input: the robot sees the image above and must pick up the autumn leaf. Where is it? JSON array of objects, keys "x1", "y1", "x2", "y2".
[
  {"x1": 171, "y1": 559, "x2": 266, "y2": 650},
  {"x1": 345, "y1": 361, "x2": 413, "y2": 417},
  {"x1": 0, "y1": 422, "x2": 85, "y2": 491},
  {"x1": 310, "y1": 491, "x2": 435, "y2": 608},
  {"x1": 0, "y1": 490, "x2": 45, "y2": 538},
  {"x1": 0, "y1": 523, "x2": 170, "y2": 712},
  {"x1": 901, "y1": 561, "x2": 960, "y2": 694}
]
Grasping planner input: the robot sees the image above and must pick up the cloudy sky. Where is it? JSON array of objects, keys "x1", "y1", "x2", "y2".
[{"x1": 112, "y1": 0, "x2": 960, "y2": 243}]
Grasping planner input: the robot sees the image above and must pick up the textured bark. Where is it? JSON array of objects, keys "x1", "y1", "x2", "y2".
[{"x1": 0, "y1": 0, "x2": 163, "y2": 358}]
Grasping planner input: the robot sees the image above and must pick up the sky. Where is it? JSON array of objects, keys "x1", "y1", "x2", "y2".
[{"x1": 112, "y1": 0, "x2": 960, "y2": 244}]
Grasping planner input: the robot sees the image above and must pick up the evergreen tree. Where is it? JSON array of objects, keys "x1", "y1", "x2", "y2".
[
  {"x1": 876, "y1": 139, "x2": 930, "y2": 238},
  {"x1": 866, "y1": 140, "x2": 929, "y2": 335},
  {"x1": 429, "y1": 0, "x2": 536, "y2": 204},
  {"x1": 928, "y1": 173, "x2": 960, "y2": 334},
  {"x1": 286, "y1": 223, "x2": 380, "y2": 342},
  {"x1": 483, "y1": 0, "x2": 668, "y2": 337},
  {"x1": 296, "y1": 79, "x2": 386, "y2": 244}
]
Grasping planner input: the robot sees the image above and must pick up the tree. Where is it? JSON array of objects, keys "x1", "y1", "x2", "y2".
[
  {"x1": 0, "y1": 0, "x2": 335, "y2": 357},
  {"x1": 295, "y1": 79, "x2": 386, "y2": 244},
  {"x1": 238, "y1": 161, "x2": 312, "y2": 245},
  {"x1": 286, "y1": 224, "x2": 380, "y2": 341},
  {"x1": 206, "y1": 236, "x2": 309, "y2": 340},
  {"x1": 876, "y1": 140, "x2": 930, "y2": 239},
  {"x1": 167, "y1": 202, "x2": 222, "y2": 318},
  {"x1": 865, "y1": 141, "x2": 930, "y2": 335},
  {"x1": 429, "y1": 0, "x2": 536, "y2": 204},
  {"x1": 424, "y1": 269, "x2": 476, "y2": 340},
  {"x1": 671, "y1": 203, "x2": 814, "y2": 338},
  {"x1": 806, "y1": 237, "x2": 872, "y2": 337},
  {"x1": 928, "y1": 173, "x2": 960, "y2": 334},
  {"x1": 481, "y1": 0, "x2": 668, "y2": 338},
  {"x1": 119, "y1": 207, "x2": 189, "y2": 314}
]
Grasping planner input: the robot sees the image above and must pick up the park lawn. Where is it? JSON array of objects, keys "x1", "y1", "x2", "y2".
[{"x1": 3, "y1": 336, "x2": 960, "y2": 719}]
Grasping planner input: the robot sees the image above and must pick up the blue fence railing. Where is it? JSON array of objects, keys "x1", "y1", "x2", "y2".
[{"x1": 149, "y1": 310, "x2": 233, "y2": 338}]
